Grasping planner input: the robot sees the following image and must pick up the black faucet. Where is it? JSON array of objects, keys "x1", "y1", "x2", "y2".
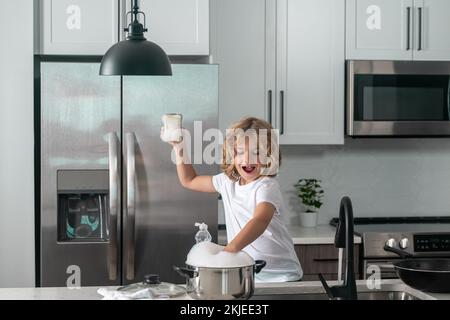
[{"x1": 319, "y1": 196, "x2": 357, "y2": 300}]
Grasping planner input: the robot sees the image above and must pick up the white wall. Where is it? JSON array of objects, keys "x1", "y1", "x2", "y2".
[
  {"x1": 0, "y1": 0, "x2": 35, "y2": 287},
  {"x1": 278, "y1": 138, "x2": 450, "y2": 225}
]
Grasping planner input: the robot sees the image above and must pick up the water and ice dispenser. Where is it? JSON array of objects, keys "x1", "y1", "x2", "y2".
[{"x1": 57, "y1": 170, "x2": 110, "y2": 242}]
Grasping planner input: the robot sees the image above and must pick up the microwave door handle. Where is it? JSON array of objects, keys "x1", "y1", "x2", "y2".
[
  {"x1": 346, "y1": 61, "x2": 355, "y2": 136},
  {"x1": 107, "y1": 132, "x2": 119, "y2": 281},
  {"x1": 126, "y1": 132, "x2": 137, "y2": 281}
]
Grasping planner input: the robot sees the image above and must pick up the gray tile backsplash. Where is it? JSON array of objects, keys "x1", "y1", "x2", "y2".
[{"x1": 278, "y1": 138, "x2": 450, "y2": 225}]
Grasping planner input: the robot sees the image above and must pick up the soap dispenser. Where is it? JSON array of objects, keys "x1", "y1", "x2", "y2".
[{"x1": 194, "y1": 222, "x2": 212, "y2": 243}]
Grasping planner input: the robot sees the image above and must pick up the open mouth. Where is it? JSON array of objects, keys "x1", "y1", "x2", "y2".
[{"x1": 241, "y1": 165, "x2": 256, "y2": 174}]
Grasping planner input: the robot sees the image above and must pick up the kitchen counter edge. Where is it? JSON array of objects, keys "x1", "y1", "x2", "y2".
[{"x1": 0, "y1": 279, "x2": 447, "y2": 300}]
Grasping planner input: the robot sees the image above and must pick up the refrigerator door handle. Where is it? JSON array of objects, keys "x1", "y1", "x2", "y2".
[
  {"x1": 107, "y1": 132, "x2": 119, "y2": 280},
  {"x1": 126, "y1": 132, "x2": 136, "y2": 280}
]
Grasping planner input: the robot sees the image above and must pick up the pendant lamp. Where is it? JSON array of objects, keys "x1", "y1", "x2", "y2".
[{"x1": 100, "y1": 0, "x2": 172, "y2": 76}]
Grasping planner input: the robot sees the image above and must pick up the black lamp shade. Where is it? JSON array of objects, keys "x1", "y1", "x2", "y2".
[{"x1": 99, "y1": 39, "x2": 172, "y2": 76}]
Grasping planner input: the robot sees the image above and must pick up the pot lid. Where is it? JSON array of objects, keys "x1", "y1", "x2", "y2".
[{"x1": 117, "y1": 274, "x2": 185, "y2": 299}]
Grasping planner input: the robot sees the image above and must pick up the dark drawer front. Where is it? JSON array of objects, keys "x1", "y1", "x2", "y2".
[
  {"x1": 295, "y1": 244, "x2": 360, "y2": 275},
  {"x1": 302, "y1": 274, "x2": 361, "y2": 281}
]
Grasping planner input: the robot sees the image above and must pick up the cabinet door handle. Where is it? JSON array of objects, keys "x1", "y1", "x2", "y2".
[
  {"x1": 406, "y1": 6, "x2": 411, "y2": 51},
  {"x1": 268, "y1": 90, "x2": 273, "y2": 125},
  {"x1": 280, "y1": 90, "x2": 285, "y2": 135},
  {"x1": 313, "y1": 258, "x2": 339, "y2": 262},
  {"x1": 418, "y1": 7, "x2": 423, "y2": 51}
]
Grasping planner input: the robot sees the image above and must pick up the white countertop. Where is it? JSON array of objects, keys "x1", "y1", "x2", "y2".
[
  {"x1": 0, "y1": 280, "x2": 447, "y2": 300},
  {"x1": 218, "y1": 224, "x2": 361, "y2": 245},
  {"x1": 287, "y1": 224, "x2": 361, "y2": 245}
]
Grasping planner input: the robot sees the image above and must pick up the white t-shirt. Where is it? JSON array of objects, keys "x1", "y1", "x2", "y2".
[{"x1": 212, "y1": 173, "x2": 303, "y2": 283}]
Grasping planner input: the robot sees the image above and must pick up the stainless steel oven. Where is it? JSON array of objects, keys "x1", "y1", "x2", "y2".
[
  {"x1": 347, "y1": 60, "x2": 450, "y2": 136},
  {"x1": 362, "y1": 231, "x2": 450, "y2": 280},
  {"x1": 331, "y1": 217, "x2": 450, "y2": 281}
]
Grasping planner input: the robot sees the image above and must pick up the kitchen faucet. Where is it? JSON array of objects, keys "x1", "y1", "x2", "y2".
[{"x1": 319, "y1": 196, "x2": 357, "y2": 300}]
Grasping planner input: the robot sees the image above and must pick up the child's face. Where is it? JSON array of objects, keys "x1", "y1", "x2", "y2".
[{"x1": 234, "y1": 136, "x2": 262, "y2": 183}]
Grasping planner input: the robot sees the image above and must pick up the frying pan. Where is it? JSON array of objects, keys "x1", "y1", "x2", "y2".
[{"x1": 383, "y1": 244, "x2": 450, "y2": 293}]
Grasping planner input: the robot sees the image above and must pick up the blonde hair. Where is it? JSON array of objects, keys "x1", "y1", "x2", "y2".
[{"x1": 221, "y1": 117, "x2": 281, "y2": 181}]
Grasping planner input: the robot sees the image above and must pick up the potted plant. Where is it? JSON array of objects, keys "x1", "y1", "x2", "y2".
[{"x1": 294, "y1": 179, "x2": 324, "y2": 227}]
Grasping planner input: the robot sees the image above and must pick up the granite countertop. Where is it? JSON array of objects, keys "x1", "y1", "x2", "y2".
[
  {"x1": 218, "y1": 224, "x2": 361, "y2": 245},
  {"x1": 0, "y1": 280, "x2": 447, "y2": 300}
]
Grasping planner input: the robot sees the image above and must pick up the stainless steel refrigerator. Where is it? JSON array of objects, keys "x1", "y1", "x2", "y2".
[{"x1": 40, "y1": 61, "x2": 218, "y2": 286}]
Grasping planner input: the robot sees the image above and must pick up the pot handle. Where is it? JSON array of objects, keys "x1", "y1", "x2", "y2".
[
  {"x1": 173, "y1": 266, "x2": 198, "y2": 278},
  {"x1": 254, "y1": 260, "x2": 266, "y2": 274},
  {"x1": 383, "y1": 244, "x2": 414, "y2": 259}
]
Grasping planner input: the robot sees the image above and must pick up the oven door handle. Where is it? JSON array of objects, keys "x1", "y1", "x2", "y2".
[
  {"x1": 376, "y1": 264, "x2": 396, "y2": 270},
  {"x1": 365, "y1": 261, "x2": 398, "y2": 279}
]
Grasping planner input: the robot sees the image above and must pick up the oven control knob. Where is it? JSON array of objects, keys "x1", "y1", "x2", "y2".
[
  {"x1": 385, "y1": 238, "x2": 396, "y2": 248},
  {"x1": 399, "y1": 237, "x2": 409, "y2": 249}
]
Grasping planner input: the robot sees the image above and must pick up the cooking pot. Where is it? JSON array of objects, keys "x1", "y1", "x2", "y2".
[
  {"x1": 384, "y1": 244, "x2": 450, "y2": 293},
  {"x1": 173, "y1": 260, "x2": 266, "y2": 300}
]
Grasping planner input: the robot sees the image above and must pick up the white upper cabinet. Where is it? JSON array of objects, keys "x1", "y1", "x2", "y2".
[
  {"x1": 38, "y1": 0, "x2": 209, "y2": 55},
  {"x1": 211, "y1": 0, "x2": 270, "y2": 132},
  {"x1": 276, "y1": 0, "x2": 345, "y2": 145},
  {"x1": 122, "y1": 0, "x2": 209, "y2": 55},
  {"x1": 412, "y1": 0, "x2": 450, "y2": 61},
  {"x1": 212, "y1": 0, "x2": 344, "y2": 145},
  {"x1": 39, "y1": 0, "x2": 119, "y2": 55},
  {"x1": 347, "y1": 0, "x2": 450, "y2": 61},
  {"x1": 346, "y1": 0, "x2": 413, "y2": 60}
]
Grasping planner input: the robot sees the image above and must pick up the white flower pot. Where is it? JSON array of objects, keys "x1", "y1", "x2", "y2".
[{"x1": 299, "y1": 211, "x2": 318, "y2": 228}]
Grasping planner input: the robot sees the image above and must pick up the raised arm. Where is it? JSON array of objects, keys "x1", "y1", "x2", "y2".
[
  {"x1": 224, "y1": 202, "x2": 276, "y2": 252},
  {"x1": 171, "y1": 143, "x2": 216, "y2": 193}
]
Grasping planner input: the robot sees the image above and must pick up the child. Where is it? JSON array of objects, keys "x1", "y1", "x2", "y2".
[{"x1": 162, "y1": 117, "x2": 303, "y2": 282}]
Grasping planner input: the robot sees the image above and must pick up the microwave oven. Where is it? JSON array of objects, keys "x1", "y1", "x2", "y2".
[{"x1": 347, "y1": 60, "x2": 450, "y2": 137}]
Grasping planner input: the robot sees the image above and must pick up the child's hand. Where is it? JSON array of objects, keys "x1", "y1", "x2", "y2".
[
  {"x1": 223, "y1": 244, "x2": 239, "y2": 253},
  {"x1": 160, "y1": 126, "x2": 183, "y2": 147}
]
